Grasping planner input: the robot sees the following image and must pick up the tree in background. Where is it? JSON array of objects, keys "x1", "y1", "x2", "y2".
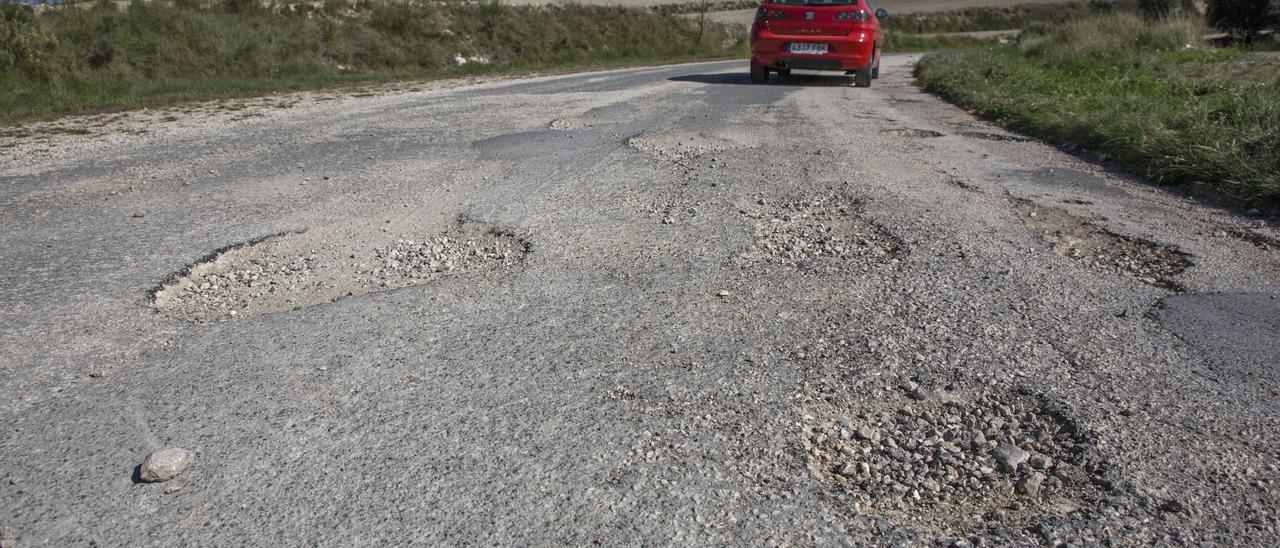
[
  {"x1": 1139, "y1": 0, "x2": 1177, "y2": 19},
  {"x1": 1208, "y1": 0, "x2": 1280, "y2": 45}
]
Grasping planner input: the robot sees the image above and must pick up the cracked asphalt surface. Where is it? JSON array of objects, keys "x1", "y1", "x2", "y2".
[{"x1": 2, "y1": 55, "x2": 1278, "y2": 545}]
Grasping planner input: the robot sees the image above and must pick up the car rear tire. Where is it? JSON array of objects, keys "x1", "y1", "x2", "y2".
[
  {"x1": 750, "y1": 62, "x2": 769, "y2": 84},
  {"x1": 853, "y1": 63, "x2": 872, "y2": 88}
]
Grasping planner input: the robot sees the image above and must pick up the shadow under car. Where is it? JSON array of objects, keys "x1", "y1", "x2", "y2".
[{"x1": 669, "y1": 71, "x2": 857, "y2": 87}]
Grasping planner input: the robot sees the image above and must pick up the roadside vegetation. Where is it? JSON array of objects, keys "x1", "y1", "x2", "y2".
[
  {"x1": 0, "y1": 0, "x2": 745, "y2": 122},
  {"x1": 916, "y1": 11, "x2": 1280, "y2": 205},
  {"x1": 878, "y1": 1, "x2": 1140, "y2": 52},
  {"x1": 880, "y1": 1, "x2": 1099, "y2": 34},
  {"x1": 882, "y1": 32, "x2": 995, "y2": 52}
]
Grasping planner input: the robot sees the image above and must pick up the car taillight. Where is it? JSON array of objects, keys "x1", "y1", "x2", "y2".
[
  {"x1": 835, "y1": 10, "x2": 870, "y2": 21},
  {"x1": 756, "y1": 7, "x2": 787, "y2": 19}
]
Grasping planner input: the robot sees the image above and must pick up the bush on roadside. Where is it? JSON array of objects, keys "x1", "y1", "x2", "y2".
[
  {"x1": 0, "y1": 4, "x2": 59, "y2": 78},
  {"x1": 1207, "y1": 0, "x2": 1280, "y2": 45},
  {"x1": 1139, "y1": 0, "x2": 1178, "y2": 19}
]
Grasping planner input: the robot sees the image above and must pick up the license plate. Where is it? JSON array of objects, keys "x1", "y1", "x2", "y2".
[{"x1": 788, "y1": 43, "x2": 828, "y2": 55}]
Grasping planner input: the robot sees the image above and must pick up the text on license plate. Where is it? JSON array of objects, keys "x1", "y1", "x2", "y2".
[{"x1": 789, "y1": 43, "x2": 828, "y2": 55}]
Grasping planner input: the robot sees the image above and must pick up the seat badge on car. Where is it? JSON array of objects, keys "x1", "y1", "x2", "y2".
[{"x1": 805, "y1": 11, "x2": 814, "y2": 19}]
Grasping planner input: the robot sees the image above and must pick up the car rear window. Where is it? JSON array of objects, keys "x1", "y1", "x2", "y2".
[{"x1": 770, "y1": 0, "x2": 858, "y2": 5}]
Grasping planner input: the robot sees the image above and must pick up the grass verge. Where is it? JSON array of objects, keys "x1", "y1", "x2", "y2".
[
  {"x1": 915, "y1": 13, "x2": 1280, "y2": 206},
  {"x1": 0, "y1": 0, "x2": 746, "y2": 124}
]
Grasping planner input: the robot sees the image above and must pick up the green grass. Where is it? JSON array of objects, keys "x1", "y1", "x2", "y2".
[
  {"x1": 915, "y1": 13, "x2": 1280, "y2": 206},
  {"x1": 0, "y1": 0, "x2": 746, "y2": 123}
]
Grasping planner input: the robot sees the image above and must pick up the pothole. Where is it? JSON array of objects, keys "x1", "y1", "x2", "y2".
[
  {"x1": 802, "y1": 385, "x2": 1107, "y2": 530},
  {"x1": 1013, "y1": 199, "x2": 1191, "y2": 290},
  {"x1": 960, "y1": 131, "x2": 1031, "y2": 142},
  {"x1": 152, "y1": 221, "x2": 527, "y2": 323},
  {"x1": 549, "y1": 118, "x2": 588, "y2": 131},
  {"x1": 1223, "y1": 226, "x2": 1280, "y2": 251},
  {"x1": 737, "y1": 193, "x2": 901, "y2": 269},
  {"x1": 627, "y1": 130, "x2": 734, "y2": 165},
  {"x1": 880, "y1": 128, "x2": 944, "y2": 139},
  {"x1": 945, "y1": 176, "x2": 983, "y2": 192}
]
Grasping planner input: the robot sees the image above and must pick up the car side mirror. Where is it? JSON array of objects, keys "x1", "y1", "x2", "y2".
[{"x1": 875, "y1": 8, "x2": 888, "y2": 18}]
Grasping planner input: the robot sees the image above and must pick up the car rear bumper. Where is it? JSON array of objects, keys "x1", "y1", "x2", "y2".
[{"x1": 750, "y1": 31, "x2": 875, "y2": 71}]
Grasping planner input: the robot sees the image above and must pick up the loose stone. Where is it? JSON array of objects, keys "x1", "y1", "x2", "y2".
[
  {"x1": 994, "y1": 444, "x2": 1029, "y2": 473},
  {"x1": 138, "y1": 448, "x2": 194, "y2": 483}
]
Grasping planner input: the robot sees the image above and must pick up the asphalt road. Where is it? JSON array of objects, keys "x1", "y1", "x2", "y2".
[{"x1": 2, "y1": 56, "x2": 1278, "y2": 545}]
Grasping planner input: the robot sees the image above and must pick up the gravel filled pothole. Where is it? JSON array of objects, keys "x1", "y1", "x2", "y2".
[
  {"x1": 737, "y1": 193, "x2": 901, "y2": 270},
  {"x1": 549, "y1": 118, "x2": 589, "y2": 131},
  {"x1": 627, "y1": 130, "x2": 734, "y2": 166},
  {"x1": 959, "y1": 131, "x2": 1031, "y2": 143},
  {"x1": 152, "y1": 221, "x2": 527, "y2": 323},
  {"x1": 801, "y1": 385, "x2": 1108, "y2": 530},
  {"x1": 1013, "y1": 199, "x2": 1191, "y2": 290},
  {"x1": 880, "y1": 128, "x2": 944, "y2": 139}
]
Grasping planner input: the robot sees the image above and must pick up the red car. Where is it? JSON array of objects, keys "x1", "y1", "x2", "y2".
[{"x1": 749, "y1": 0, "x2": 886, "y2": 87}]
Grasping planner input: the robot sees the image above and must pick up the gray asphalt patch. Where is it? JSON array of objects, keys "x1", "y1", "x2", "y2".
[
  {"x1": 1004, "y1": 167, "x2": 1129, "y2": 199},
  {"x1": 1153, "y1": 292, "x2": 1280, "y2": 384}
]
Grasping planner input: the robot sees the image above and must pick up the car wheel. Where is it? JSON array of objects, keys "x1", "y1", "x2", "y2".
[
  {"x1": 871, "y1": 55, "x2": 880, "y2": 79},
  {"x1": 750, "y1": 62, "x2": 769, "y2": 84},
  {"x1": 853, "y1": 63, "x2": 872, "y2": 88}
]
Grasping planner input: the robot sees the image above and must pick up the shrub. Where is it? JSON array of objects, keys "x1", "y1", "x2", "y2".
[
  {"x1": 1207, "y1": 0, "x2": 1280, "y2": 44},
  {"x1": 1139, "y1": 0, "x2": 1178, "y2": 19},
  {"x1": 0, "y1": 4, "x2": 59, "y2": 77},
  {"x1": 1090, "y1": 0, "x2": 1119, "y2": 11}
]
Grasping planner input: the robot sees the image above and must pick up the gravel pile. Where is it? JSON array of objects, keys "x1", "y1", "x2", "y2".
[
  {"x1": 1015, "y1": 201, "x2": 1190, "y2": 289},
  {"x1": 742, "y1": 195, "x2": 900, "y2": 267},
  {"x1": 803, "y1": 389, "x2": 1098, "y2": 514},
  {"x1": 357, "y1": 232, "x2": 524, "y2": 286}
]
